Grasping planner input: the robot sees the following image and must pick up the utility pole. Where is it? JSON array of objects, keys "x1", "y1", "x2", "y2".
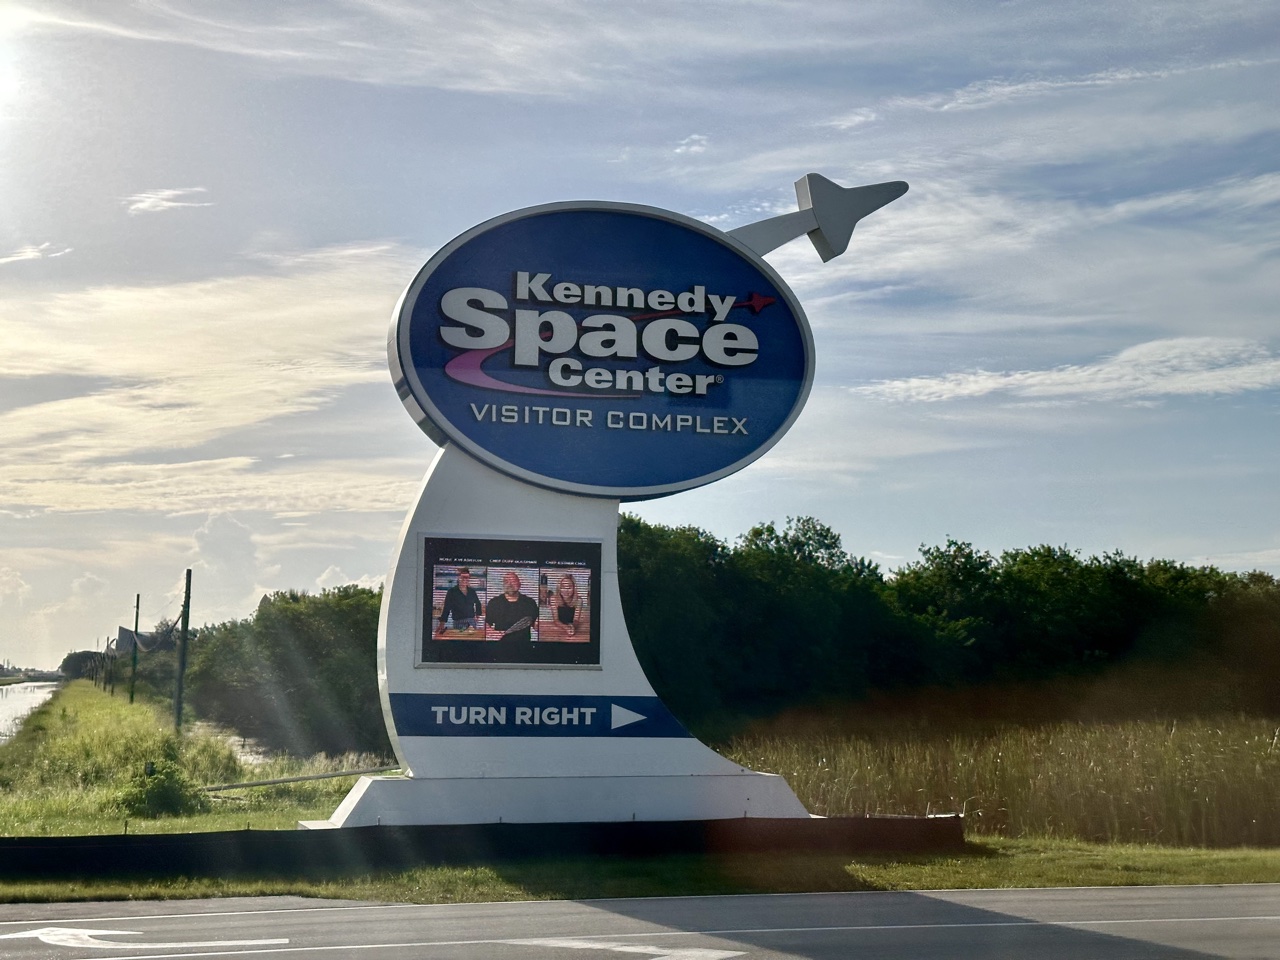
[
  {"x1": 129, "y1": 593, "x2": 140, "y2": 705},
  {"x1": 173, "y1": 569, "x2": 191, "y2": 734}
]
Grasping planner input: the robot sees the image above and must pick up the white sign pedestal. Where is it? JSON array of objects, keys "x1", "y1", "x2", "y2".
[{"x1": 306, "y1": 444, "x2": 808, "y2": 827}]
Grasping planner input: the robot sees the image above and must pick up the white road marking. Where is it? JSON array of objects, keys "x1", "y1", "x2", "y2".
[
  {"x1": 0, "y1": 925, "x2": 288, "y2": 949},
  {"x1": 0, "y1": 904, "x2": 426, "y2": 927},
  {"x1": 2, "y1": 884, "x2": 1275, "y2": 928},
  {"x1": 36, "y1": 914, "x2": 1280, "y2": 960},
  {"x1": 511, "y1": 938, "x2": 743, "y2": 959}
]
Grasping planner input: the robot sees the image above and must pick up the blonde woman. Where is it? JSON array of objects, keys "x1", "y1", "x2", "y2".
[{"x1": 546, "y1": 573, "x2": 587, "y2": 641}]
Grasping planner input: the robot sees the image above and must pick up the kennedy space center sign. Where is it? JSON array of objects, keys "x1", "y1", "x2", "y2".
[
  {"x1": 309, "y1": 175, "x2": 908, "y2": 827},
  {"x1": 390, "y1": 201, "x2": 814, "y2": 499}
]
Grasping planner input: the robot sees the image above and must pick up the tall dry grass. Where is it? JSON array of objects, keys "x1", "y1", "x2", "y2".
[{"x1": 727, "y1": 717, "x2": 1280, "y2": 846}]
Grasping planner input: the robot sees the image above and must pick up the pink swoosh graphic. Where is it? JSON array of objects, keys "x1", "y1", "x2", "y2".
[{"x1": 442, "y1": 342, "x2": 639, "y2": 398}]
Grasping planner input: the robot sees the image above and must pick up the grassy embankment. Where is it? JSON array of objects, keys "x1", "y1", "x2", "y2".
[
  {"x1": 0, "y1": 681, "x2": 379, "y2": 836},
  {"x1": 0, "y1": 676, "x2": 32, "y2": 687},
  {"x1": 1, "y1": 682, "x2": 1277, "y2": 903}
]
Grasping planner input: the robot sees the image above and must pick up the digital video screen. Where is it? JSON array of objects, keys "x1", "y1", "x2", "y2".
[{"x1": 421, "y1": 536, "x2": 601, "y2": 666}]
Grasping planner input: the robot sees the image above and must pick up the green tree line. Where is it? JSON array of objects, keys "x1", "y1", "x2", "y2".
[
  {"x1": 63, "y1": 587, "x2": 390, "y2": 756},
  {"x1": 621, "y1": 516, "x2": 1280, "y2": 725},
  {"x1": 63, "y1": 517, "x2": 1280, "y2": 754}
]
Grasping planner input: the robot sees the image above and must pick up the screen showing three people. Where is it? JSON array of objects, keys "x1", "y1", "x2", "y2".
[{"x1": 421, "y1": 536, "x2": 601, "y2": 666}]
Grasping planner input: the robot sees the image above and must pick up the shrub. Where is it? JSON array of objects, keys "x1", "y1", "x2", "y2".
[{"x1": 115, "y1": 757, "x2": 210, "y2": 818}]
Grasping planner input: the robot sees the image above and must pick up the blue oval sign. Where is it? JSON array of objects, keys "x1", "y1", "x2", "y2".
[{"x1": 391, "y1": 201, "x2": 814, "y2": 499}]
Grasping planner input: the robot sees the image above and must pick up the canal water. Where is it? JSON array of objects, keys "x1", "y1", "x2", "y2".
[{"x1": 0, "y1": 682, "x2": 59, "y2": 745}]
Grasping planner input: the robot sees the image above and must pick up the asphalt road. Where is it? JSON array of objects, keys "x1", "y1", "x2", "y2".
[{"x1": 0, "y1": 885, "x2": 1277, "y2": 959}]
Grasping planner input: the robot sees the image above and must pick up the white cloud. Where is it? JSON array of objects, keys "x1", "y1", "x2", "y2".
[
  {"x1": 674, "y1": 134, "x2": 709, "y2": 155},
  {"x1": 881, "y1": 60, "x2": 1277, "y2": 114},
  {"x1": 191, "y1": 512, "x2": 257, "y2": 612},
  {"x1": 694, "y1": 53, "x2": 1277, "y2": 201},
  {"x1": 68, "y1": 570, "x2": 108, "y2": 601},
  {"x1": 0, "y1": 242, "x2": 72, "y2": 265},
  {"x1": 20, "y1": 1, "x2": 1273, "y2": 100},
  {"x1": 825, "y1": 108, "x2": 877, "y2": 131},
  {"x1": 0, "y1": 452, "x2": 423, "y2": 516},
  {"x1": 0, "y1": 566, "x2": 33, "y2": 609},
  {"x1": 1189, "y1": 547, "x2": 1280, "y2": 573},
  {"x1": 756, "y1": 162, "x2": 1280, "y2": 350},
  {"x1": 738, "y1": 385, "x2": 985, "y2": 482},
  {"x1": 0, "y1": 243, "x2": 430, "y2": 514},
  {"x1": 854, "y1": 338, "x2": 1280, "y2": 404},
  {"x1": 17, "y1": 1, "x2": 633, "y2": 95},
  {"x1": 123, "y1": 187, "x2": 212, "y2": 215},
  {"x1": 315, "y1": 564, "x2": 382, "y2": 592},
  {"x1": 0, "y1": 243, "x2": 413, "y2": 443}
]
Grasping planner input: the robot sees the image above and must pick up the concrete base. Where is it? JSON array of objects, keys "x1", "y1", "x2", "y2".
[{"x1": 299, "y1": 771, "x2": 810, "y2": 829}]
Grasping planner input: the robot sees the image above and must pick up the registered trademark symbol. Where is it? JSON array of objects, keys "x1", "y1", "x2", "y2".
[{"x1": 715, "y1": 375, "x2": 724, "y2": 383}]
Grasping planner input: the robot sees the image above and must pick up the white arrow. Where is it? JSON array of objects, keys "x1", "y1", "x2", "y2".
[
  {"x1": 511, "y1": 937, "x2": 744, "y2": 959},
  {"x1": 727, "y1": 172, "x2": 908, "y2": 261},
  {"x1": 0, "y1": 925, "x2": 288, "y2": 949},
  {"x1": 611, "y1": 703, "x2": 647, "y2": 730}
]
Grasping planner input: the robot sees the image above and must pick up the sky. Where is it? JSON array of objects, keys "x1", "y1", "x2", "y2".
[{"x1": 1, "y1": 1, "x2": 1277, "y2": 669}]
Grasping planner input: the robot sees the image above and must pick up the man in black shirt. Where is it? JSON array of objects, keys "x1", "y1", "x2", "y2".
[
  {"x1": 435, "y1": 567, "x2": 482, "y2": 635},
  {"x1": 486, "y1": 570, "x2": 539, "y2": 644}
]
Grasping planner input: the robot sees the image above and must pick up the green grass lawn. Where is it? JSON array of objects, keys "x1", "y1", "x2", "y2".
[{"x1": 2, "y1": 838, "x2": 1277, "y2": 904}]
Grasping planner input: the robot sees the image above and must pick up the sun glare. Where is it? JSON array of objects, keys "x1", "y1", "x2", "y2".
[
  {"x1": 0, "y1": 8, "x2": 33, "y2": 113},
  {"x1": 0, "y1": 59, "x2": 19, "y2": 112}
]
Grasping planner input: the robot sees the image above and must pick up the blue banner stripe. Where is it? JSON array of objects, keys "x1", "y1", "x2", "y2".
[{"x1": 389, "y1": 693, "x2": 692, "y2": 738}]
